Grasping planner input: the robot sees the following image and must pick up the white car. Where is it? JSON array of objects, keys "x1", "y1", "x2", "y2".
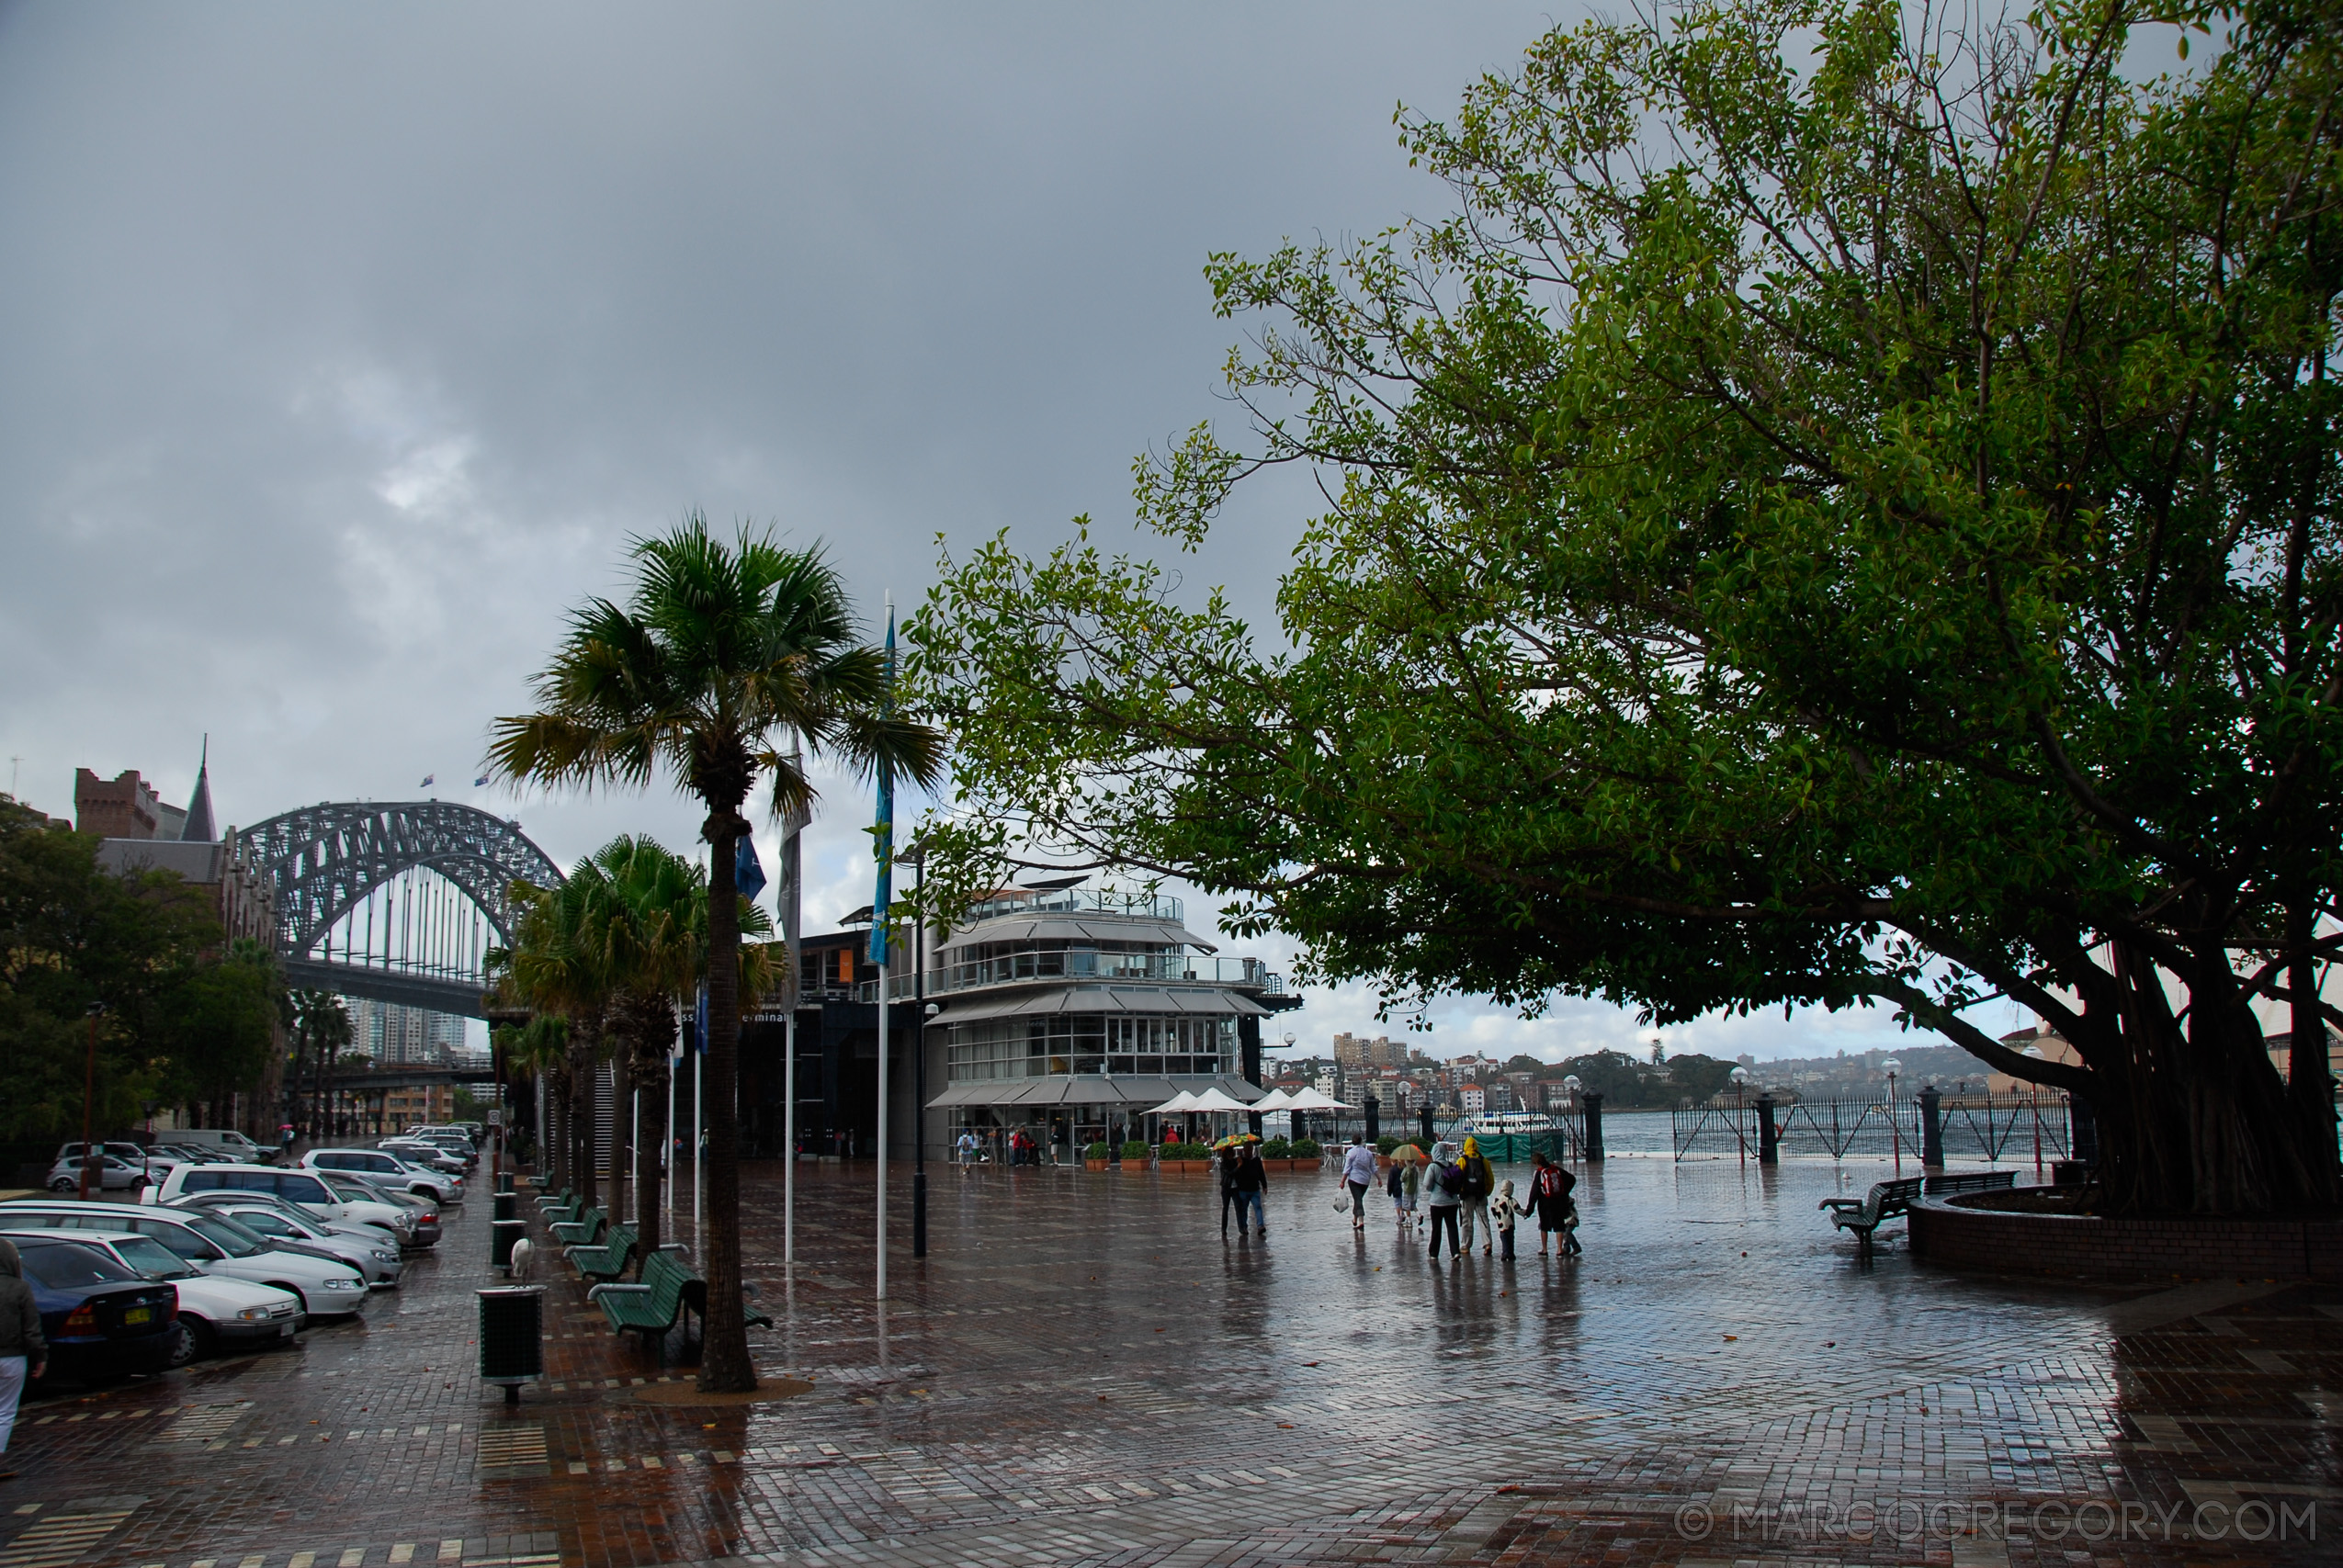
[
  {"x1": 1, "y1": 1227, "x2": 303, "y2": 1363},
  {"x1": 0, "y1": 1199, "x2": 369, "y2": 1318},
  {"x1": 307, "y1": 1171, "x2": 439, "y2": 1247},
  {"x1": 172, "y1": 1198, "x2": 402, "y2": 1286},
  {"x1": 151, "y1": 1162, "x2": 418, "y2": 1242},
  {"x1": 302, "y1": 1148, "x2": 462, "y2": 1204},
  {"x1": 46, "y1": 1155, "x2": 149, "y2": 1193},
  {"x1": 57, "y1": 1142, "x2": 182, "y2": 1179}
]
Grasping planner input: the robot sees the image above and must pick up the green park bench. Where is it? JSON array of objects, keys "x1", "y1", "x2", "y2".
[
  {"x1": 549, "y1": 1206, "x2": 605, "y2": 1249},
  {"x1": 1923, "y1": 1169, "x2": 2017, "y2": 1197},
  {"x1": 589, "y1": 1249, "x2": 775, "y2": 1360},
  {"x1": 534, "y1": 1185, "x2": 574, "y2": 1213},
  {"x1": 1819, "y1": 1176, "x2": 1925, "y2": 1251},
  {"x1": 566, "y1": 1223, "x2": 637, "y2": 1282}
]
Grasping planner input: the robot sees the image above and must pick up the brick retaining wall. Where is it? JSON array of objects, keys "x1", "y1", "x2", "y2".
[{"x1": 1907, "y1": 1193, "x2": 2343, "y2": 1282}]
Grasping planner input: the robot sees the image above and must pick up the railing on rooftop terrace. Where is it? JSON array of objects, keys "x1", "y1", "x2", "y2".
[
  {"x1": 956, "y1": 887, "x2": 1185, "y2": 924},
  {"x1": 856, "y1": 953, "x2": 1281, "y2": 1004}
]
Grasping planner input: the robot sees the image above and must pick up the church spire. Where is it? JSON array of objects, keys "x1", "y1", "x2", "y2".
[{"x1": 181, "y1": 735, "x2": 216, "y2": 842}]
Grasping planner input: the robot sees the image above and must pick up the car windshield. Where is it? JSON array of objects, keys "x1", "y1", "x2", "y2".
[
  {"x1": 103, "y1": 1235, "x2": 198, "y2": 1279},
  {"x1": 232, "y1": 1212, "x2": 300, "y2": 1237},
  {"x1": 184, "y1": 1215, "x2": 269, "y2": 1258},
  {"x1": 17, "y1": 1240, "x2": 141, "y2": 1288}
]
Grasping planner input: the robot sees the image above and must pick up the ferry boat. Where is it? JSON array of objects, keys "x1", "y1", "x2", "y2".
[{"x1": 1464, "y1": 1111, "x2": 1559, "y2": 1138}]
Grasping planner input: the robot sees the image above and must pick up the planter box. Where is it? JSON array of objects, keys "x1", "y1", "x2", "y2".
[
  {"x1": 1167, "y1": 1159, "x2": 1213, "y2": 1174},
  {"x1": 1084, "y1": 1157, "x2": 1110, "y2": 1171}
]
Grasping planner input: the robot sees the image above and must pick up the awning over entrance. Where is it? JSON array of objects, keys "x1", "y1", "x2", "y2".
[{"x1": 926, "y1": 1073, "x2": 1266, "y2": 1111}]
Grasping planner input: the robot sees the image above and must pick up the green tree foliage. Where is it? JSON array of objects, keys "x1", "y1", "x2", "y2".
[
  {"x1": 0, "y1": 795, "x2": 277, "y2": 1138},
  {"x1": 489, "y1": 518, "x2": 938, "y2": 1390},
  {"x1": 912, "y1": 2, "x2": 2343, "y2": 1214}
]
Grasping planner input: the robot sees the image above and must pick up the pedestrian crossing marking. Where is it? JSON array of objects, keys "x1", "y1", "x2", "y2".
[
  {"x1": 0, "y1": 1506, "x2": 133, "y2": 1568},
  {"x1": 338, "y1": 1551, "x2": 365, "y2": 1567},
  {"x1": 157, "y1": 1404, "x2": 252, "y2": 1444},
  {"x1": 388, "y1": 1547, "x2": 414, "y2": 1564}
]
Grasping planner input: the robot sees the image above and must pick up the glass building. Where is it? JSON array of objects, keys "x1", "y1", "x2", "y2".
[{"x1": 920, "y1": 886, "x2": 1290, "y2": 1155}]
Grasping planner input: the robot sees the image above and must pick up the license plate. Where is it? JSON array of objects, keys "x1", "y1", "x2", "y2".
[
  {"x1": 278, "y1": 1322, "x2": 295, "y2": 1337},
  {"x1": 122, "y1": 1306, "x2": 152, "y2": 1324}
]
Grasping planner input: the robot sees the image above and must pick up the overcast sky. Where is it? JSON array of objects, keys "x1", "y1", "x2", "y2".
[{"x1": 0, "y1": 1, "x2": 1985, "y2": 1065}]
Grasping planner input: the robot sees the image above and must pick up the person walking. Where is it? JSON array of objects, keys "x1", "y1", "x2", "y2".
[
  {"x1": 956, "y1": 1129, "x2": 979, "y2": 1172},
  {"x1": 1398, "y1": 1151, "x2": 1422, "y2": 1234},
  {"x1": 1490, "y1": 1178, "x2": 1520, "y2": 1261},
  {"x1": 1454, "y1": 1136, "x2": 1496, "y2": 1255},
  {"x1": 0, "y1": 1238, "x2": 47, "y2": 1481},
  {"x1": 1424, "y1": 1141, "x2": 1464, "y2": 1263},
  {"x1": 1339, "y1": 1135, "x2": 1377, "y2": 1232},
  {"x1": 1219, "y1": 1143, "x2": 1243, "y2": 1238},
  {"x1": 1231, "y1": 1143, "x2": 1270, "y2": 1237}
]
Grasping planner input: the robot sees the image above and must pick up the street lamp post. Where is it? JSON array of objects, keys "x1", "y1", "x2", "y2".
[
  {"x1": 1563, "y1": 1075, "x2": 1583, "y2": 1160},
  {"x1": 78, "y1": 1002, "x2": 106, "y2": 1201},
  {"x1": 903, "y1": 840, "x2": 931, "y2": 1260},
  {"x1": 1729, "y1": 1066, "x2": 1750, "y2": 1166},
  {"x1": 1884, "y1": 1056, "x2": 1903, "y2": 1175}
]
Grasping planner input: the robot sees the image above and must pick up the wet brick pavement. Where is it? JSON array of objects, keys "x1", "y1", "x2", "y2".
[{"x1": 1, "y1": 1149, "x2": 2336, "y2": 1567}]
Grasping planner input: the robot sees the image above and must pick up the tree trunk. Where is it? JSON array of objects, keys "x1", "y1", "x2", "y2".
[
  {"x1": 2058, "y1": 939, "x2": 2337, "y2": 1216},
  {"x1": 547, "y1": 1066, "x2": 571, "y2": 1190},
  {"x1": 2289, "y1": 902, "x2": 2341, "y2": 1208},
  {"x1": 611, "y1": 1040, "x2": 633, "y2": 1229},
  {"x1": 635, "y1": 1037, "x2": 668, "y2": 1263},
  {"x1": 699, "y1": 805, "x2": 755, "y2": 1392},
  {"x1": 571, "y1": 1029, "x2": 598, "y2": 1212}
]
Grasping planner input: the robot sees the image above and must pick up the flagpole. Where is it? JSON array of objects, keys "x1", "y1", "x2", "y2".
[{"x1": 873, "y1": 592, "x2": 896, "y2": 1303}]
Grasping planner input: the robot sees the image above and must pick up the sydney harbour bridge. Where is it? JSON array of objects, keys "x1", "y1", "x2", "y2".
[{"x1": 233, "y1": 800, "x2": 564, "y2": 1021}]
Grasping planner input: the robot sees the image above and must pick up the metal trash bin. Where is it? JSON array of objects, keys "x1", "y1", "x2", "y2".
[
  {"x1": 477, "y1": 1285, "x2": 543, "y2": 1404},
  {"x1": 492, "y1": 1191, "x2": 517, "y2": 1223},
  {"x1": 496, "y1": 1171, "x2": 515, "y2": 1196},
  {"x1": 2051, "y1": 1159, "x2": 2090, "y2": 1187},
  {"x1": 492, "y1": 1218, "x2": 527, "y2": 1271}
]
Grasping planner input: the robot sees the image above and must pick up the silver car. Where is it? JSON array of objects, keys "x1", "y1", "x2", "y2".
[
  {"x1": 170, "y1": 1195, "x2": 403, "y2": 1285},
  {"x1": 45, "y1": 1155, "x2": 149, "y2": 1193}
]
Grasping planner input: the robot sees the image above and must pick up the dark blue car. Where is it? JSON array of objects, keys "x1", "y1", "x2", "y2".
[{"x1": 13, "y1": 1235, "x2": 178, "y2": 1385}]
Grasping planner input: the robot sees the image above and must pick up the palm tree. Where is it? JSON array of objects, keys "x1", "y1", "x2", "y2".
[
  {"x1": 586, "y1": 835, "x2": 775, "y2": 1259},
  {"x1": 488, "y1": 517, "x2": 941, "y2": 1392},
  {"x1": 492, "y1": 869, "x2": 617, "y2": 1208},
  {"x1": 289, "y1": 990, "x2": 351, "y2": 1145}
]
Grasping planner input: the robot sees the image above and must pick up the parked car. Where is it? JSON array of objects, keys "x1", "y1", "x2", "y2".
[
  {"x1": 1, "y1": 1227, "x2": 301, "y2": 1365},
  {"x1": 378, "y1": 1140, "x2": 469, "y2": 1177},
  {"x1": 407, "y1": 1128, "x2": 479, "y2": 1161},
  {"x1": 309, "y1": 1172, "x2": 440, "y2": 1246},
  {"x1": 170, "y1": 1189, "x2": 400, "y2": 1250},
  {"x1": 56, "y1": 1142, "x2": 182, "y2": 1179},
  {"x1": 45, "y1": 1155, "x2": 149, "y2": 1193},
  {"x1": 302, "y1": 1147, "x2": 462, "y2": 1203},
  {"x1": 155, "y1": 1143, "x2": 234, "y2": 1164},
  {"x1": 0, "y1": 1199, "x2": 369, "y2": 1318},
  {"x1": 164, "y1": 1128, "x2": 273, "y2": 1162},
  {"x1": 170, "y1": 1198, "x2": 402, "y2": 1285},
  {"x1": 151, "y1": 1162, "x2": 418, "y2": 1245},
  {"x1": 6, "y1": 1234, "x2": 179, "y2": 1384}
]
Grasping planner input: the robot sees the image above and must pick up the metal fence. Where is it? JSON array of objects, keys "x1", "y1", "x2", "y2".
[{"x1": 1670, "y1": 1092, "x2": 2075, "y2": 1166}]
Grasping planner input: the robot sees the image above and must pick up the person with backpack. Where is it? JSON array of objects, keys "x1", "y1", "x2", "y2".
[
  {"x1": 1525, "y1": 1151, "x2": 1580, "y2": 1256},
  {"x1": 1454, "y1": 1135, "x2": 1497, "y2": 1255},
  {"x1": 1424, "y1": 1141, "x2": 1464, "y2": 1262}
]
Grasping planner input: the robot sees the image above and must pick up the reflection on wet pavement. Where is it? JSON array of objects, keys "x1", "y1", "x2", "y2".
[{"x1": 1, "y1": 1153, "x2": 2334, "y2": 1567}]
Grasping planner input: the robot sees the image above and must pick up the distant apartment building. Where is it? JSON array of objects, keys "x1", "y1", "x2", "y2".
[
  {"x1": 1332, "y1": 1032, "x2": 1409, "y2": 1070},
  {"x1": 352, "y1": 998, "x2": 469, "y2": 1066},
  {"x1": 1457, "y1": 1082, "x2": 1486, "y2": 1115}
]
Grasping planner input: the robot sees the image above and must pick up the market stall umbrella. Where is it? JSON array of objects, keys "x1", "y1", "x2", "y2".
[
  {"x1": 1186, "y1": 1087, "x2": 1259, "y2": 1114},
  {"x1": 1246, "y1": 1088, "x2": 1295, "y2": 1113},
  {"x1": 1281, "y1": 1087, "x2": 1357, "y2": 1111},
  {"x1": 1146, "y1": 1090, "x2": 1203, "y2": 1115}
]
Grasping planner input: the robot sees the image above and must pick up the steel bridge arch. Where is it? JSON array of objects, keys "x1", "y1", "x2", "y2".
[{"x1": 235, "y1": 800, "x2": 564, "y2": 956}]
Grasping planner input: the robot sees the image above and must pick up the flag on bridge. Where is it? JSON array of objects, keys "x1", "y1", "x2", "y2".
[
  {"x1": 473, "y1": 775, "x2": 490, "y2": 787},
  {"x1": 418, "y1": 774, "x2": 434, "y2": 788}
]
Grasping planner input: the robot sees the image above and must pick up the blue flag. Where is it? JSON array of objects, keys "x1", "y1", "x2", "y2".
[
  {"x1": 736, "y1": 835, "x2": 767, "y2": 902},
  {"x1": 867, "y1": 604, "x2": 896, "y2": 967}
]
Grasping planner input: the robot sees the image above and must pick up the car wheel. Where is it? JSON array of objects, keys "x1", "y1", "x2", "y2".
[
  {"x1": 48, "y1": 1178, "x2": 74, "y2": 1191},
  {"x1": 164, "y1": 1321, "x2": 199, "y2": 1370},
  {"x1": 267, "y1": 1284, "x2": 311, "y2": 1314}
]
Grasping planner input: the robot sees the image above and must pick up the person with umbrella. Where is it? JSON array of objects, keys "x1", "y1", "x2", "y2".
[{"x1": 1228, "y1": 1137, "x2": 1270, "y2": 1237}]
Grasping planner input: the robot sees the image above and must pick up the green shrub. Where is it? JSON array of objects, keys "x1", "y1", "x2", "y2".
[
  {"x1": 1120, "y1": 1139, "x2": 1149, "y2": 1160},
  {"x1": 1375, "y1": 1134, "x2": 1401, "y2": 1156},
  {"x1": 1290, "y1": 1137, "x2": 1323, "y2": 1158},
  {"x1": 1261, "y1": 1137, "x2": 1293, "y2": 1158},
  {"x1": 1084, "y1": 1141, "x2": 1111, "y2": 1159}
]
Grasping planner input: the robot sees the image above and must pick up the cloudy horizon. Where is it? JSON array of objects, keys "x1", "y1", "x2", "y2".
[{"x1": 0, "y1": 2, "x2": 2014, "y2": 1064}]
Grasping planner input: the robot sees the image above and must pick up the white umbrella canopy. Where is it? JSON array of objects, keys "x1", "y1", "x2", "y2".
[
  {"x1": 1146, "y1": 1090, "x2": 1203, "y2": 1115},
  {"x1": 1282, "y1": 1087, "x2": 1356, "y2": 1111},
  {"x1": 1247, "y1": 1088, "x2": 1295, "y2": 1112},
  {"x1": 1186, "y1": 1087, "x2": 1256, "y2": 1114}
]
